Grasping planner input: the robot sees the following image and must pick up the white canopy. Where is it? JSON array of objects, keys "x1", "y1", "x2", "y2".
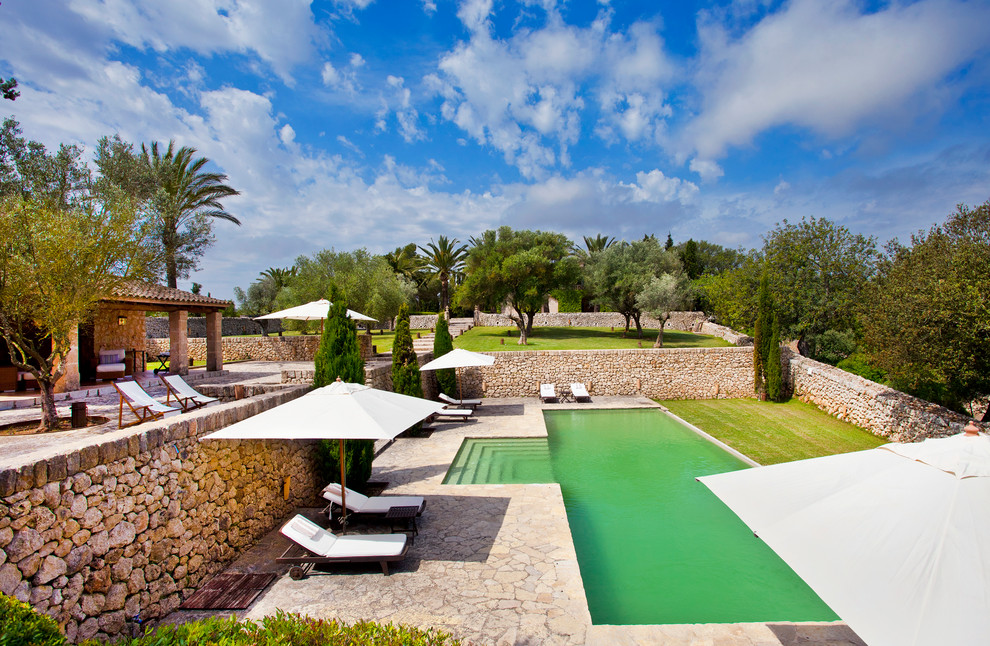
[
  {"x1": 255, "y1": 298, "x2": 376, "y2": 322},
  {"x1": 419, "y1": 348, "x2": 495, "y2": 371},
  {"x1": 201, "y1": 380, "x2": 445, "y2": 441},
  {"x1": 699, "y1": 427, "x2": 990, "y2": 646}
]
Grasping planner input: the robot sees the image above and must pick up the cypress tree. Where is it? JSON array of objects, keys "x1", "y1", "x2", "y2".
[
  {"x1": 313, "y1": 296, "x2": 371, "y2": 488},
  {"x1": 753, "y1": 274, "x2": 772, "y2": 396},
  {"x1": 766, "y1": 313, "x2": 784, "y2": 401},
  {"x1": 433, "y1": 313, "x2": 457, "y2": 396},
  {"x1": 391, "y1": 303, "x2": 423, "y2": 399}
]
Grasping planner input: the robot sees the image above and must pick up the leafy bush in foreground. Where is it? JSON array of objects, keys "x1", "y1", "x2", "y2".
[
  {"x1": 0, "y1": 592, "x2": 66, "y2": 646},
  {"x1": 110, "y1": 612, "x2": 460, "y2": 646}
]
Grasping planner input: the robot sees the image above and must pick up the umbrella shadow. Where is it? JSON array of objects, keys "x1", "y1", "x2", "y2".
[
  {"x1": 476, "y1": 402, "x2": 525, "y2": 417},
  {"x1": 374, "y1": 463, "x2": 451, "y2": 487},
  {"x1": 404, "y1": 494, "x2": 511, "y2": 566},
  {"x1": 768, "y1": 623, "x2": 866, "y2": 646}
]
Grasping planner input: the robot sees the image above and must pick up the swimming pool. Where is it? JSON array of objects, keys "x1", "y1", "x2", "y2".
[{"x1": 444, "y1": 408, "x2": 837, "y2": 625}]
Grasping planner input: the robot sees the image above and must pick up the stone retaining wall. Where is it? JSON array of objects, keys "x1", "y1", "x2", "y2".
[
  {"x1": 282, "y1": 354, "x2": 439, "y2": 401},
  {"x1": 475, "y1": 311, "x2": 708, "y2": 332},
  {"x1": 0, "y1": 386, "x2": 318, "y2": 642},
  {"x1": 464, "y1": 347, "x2": 753, "y2": 399},
  {"x1": 146, "y1": 335, "x2": 374, "y2": 363},
  {"x1": 786, "y1": 351, "x2": 975, "y2": 442},
  {"x1": 699, "y1": 321, "x2": 753, "y2": 346},
  {"x1": 146, "y1": 317, "x2": 281, "y2": 338}
]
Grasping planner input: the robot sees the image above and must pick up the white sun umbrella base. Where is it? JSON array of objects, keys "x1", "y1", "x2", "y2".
[
  {"x1": 419, "y1": 348, "x2": 495, "y2": 401},
  {"x1": 698, "y1": 431, "x2": 990, "y2": 646},
  {"x1": 255, "y1": 298, "x2": 376, "y2": 322}
]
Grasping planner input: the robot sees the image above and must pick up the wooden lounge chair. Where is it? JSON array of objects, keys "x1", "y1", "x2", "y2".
[
  {"x1": 322, "y1": 483, "x2": 426, "y2": 517},
  {"x1": 439, "y1": 392, "x2": 482, "y2": 409},
  {"x1": 540, "y1": 383, "x2": 557, "y2": 403},
  {"x1": 570, "y1": 382, "x2": 592, "y2": 403},
  {"x1": 426, "y1": 408, "x2": 474, "y2": 423},
  {"x1": 160, "y1": 373, "x2": 218, "y2": 412},
  {"x1": 276, "y1": 514, "x2": 409, "y2": 578},
  {"x1": 113, "y1": 380, "x2": 181, "y2": 428}
]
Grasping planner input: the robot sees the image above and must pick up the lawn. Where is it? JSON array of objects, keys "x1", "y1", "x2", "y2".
[
  {"x1": 453, "y1": 326, "x2": 732, "y2": 351},
  {"x1": 363, "y1": 329, "x2": 431, "y2": 354},
  {"x1": 661, "y1": 398, "x2": 886, "y2": 465}
]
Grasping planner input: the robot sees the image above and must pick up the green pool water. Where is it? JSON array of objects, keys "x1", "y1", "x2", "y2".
[{"x1": 444, "y1": 408, "x2": 838, "y2": 625}]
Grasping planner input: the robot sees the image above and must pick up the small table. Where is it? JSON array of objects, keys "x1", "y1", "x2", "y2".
[
  {"x1": 385, "y1": 506, "x2": 420, "y2": 540},
  {"x1": 153, "y1": 352, "x2": 170, "y2": 375}
]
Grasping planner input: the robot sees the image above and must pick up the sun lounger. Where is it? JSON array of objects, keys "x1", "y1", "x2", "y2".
[
  {"x1": 570, "y1": 382, "x2": 591, "y2": 402},
  {"x1": 160, "y1": 373, "x2": 218, "y2": 412},
  {"x1": 540, "y1": 383, "x2": 557, "y2": 403},
  {"x1": 113, "y1": 379, "x2": 181, "y2": 428},
  {"x1": 426, "y1": 408, "x2": 474, "y2": 422},
  {"x1": 321, "y1": 483, "x2": 426, "y2": 516},
  {"x1": 276, "y1": 514, "x2": 409, "y2": 577},
  {"x1": 438, "y1": 392, "x2": 482, "y2": 409}
]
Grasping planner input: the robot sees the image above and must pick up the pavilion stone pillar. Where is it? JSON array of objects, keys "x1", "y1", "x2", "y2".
[
  {"x1": 205, "y1": 311, "x2": 223, "y2": 372},
  {"x1": 55, "y1": 323, "x2": 81, "y2": 393},
  {"x1": 169, "y1": 310, "x2": 189, "y2": 375}
]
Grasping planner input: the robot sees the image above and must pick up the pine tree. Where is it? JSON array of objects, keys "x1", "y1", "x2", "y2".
[
  {"x1": 391, "y1": 303, "x2": 423, "y2": 399},
  {"x1": 433, "y1": 313, "x2": 457, "y2": 396},
  {"x1": 313, "y1": 297, "x2": 371, "y2": 488}
]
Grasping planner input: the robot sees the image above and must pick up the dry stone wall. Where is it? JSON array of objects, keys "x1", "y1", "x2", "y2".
[
  {"x1": 146, "y1": 335, "x2": 373, "y2": 363},
  {"x1": 146, "y1": 317, "x2": 277, "y2": 338},
  {"x1": 453, "y1": 347, "x2": 753, "y2": 399},
  {"x1": 476, "y1": 310, "x2": 709, "y2": 331},
  {"x1": 0, "y1": 386, "x2": 319, "y2": 643},
  {"x1": 786, "y1": 351, "x2": 976, "y2": 442}
]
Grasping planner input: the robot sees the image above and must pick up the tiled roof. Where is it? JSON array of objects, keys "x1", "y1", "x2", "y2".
[{"x1": 107, "y1": 280, "x2": 231, "y2": 308}]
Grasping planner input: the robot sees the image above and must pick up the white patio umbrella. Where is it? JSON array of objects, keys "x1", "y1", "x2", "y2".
[
  {"x1": 419, "y1": 348, "x2": 494, "y2": 401},
  {"x1": 255, "y1": 298, "x2": 377, "y2": 323},
  {"x1": 201, "y1": 380, "x2": 445, "y2": 528},
  {"x1": 698, "y1": 422, "x2": 990, "y2": 646}
]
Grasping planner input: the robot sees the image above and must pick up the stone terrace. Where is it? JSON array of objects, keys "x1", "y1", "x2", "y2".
[{"x1": 158, "y1": 394, "x2": 862, "y2": 646}]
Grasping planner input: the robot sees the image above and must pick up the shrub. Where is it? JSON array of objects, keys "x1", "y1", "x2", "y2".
[
  {"x1": 0, "y1": 592, "x2": 66, "y2": 646},
  {"x1": 432, "y1": 315, "x2": 457, "y2": 396},
  {"x1": 107, "y1": 611, "x2": 460, "y2": 645},
  {"x1": 809, "y1": 328, "x2": 857, "y2": 366},
  {"x1": 550, "y1": 288, "x2": 582, "y2": 313},
  {"x1": 392, "y1": 304, "x2": 423, "y2": 400},
  {"x1": 837, "y1": 352, "x2": 889, "y2": 384}
]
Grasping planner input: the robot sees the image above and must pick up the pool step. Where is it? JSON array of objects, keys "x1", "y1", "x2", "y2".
[{"x1": 445, "y1": 438, "x2": 552, "y2": 485}]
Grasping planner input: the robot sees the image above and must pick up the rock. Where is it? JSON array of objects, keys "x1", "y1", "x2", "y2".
[
  {"x1": 111, "y1": 557, "x2": 132, "y2": 582},
  {"x1": 80, "y1": 593, "x2": 106, "y2": 616},
  {"x1": 6, "y1": 528, "x2": 43, "y2": 562},
  {"x1": 16, "y1": 553, "x2": 42, "y2": 578},
  {"x1": 104, "y1": 583, "x2": 128, "y2": 611},
  {"x1": 77, "y1": 617, "x2": 100, "y2": 641},
  {"x1": 89, "y1": 530, "x2": 110, "y2": 556},
  {"x1": 108, "y1": 521, "x2": 136, "y2": 548},
  {"x1": 98, "y1": 610, "x2": 126, "y2": 635},
  {"x1": 34, "y1": 555, "x2": 67, "y2": 584},
  {"x1": 85, "y1": 567, "x2": 112, "y2": 594},
  {"x1": 0, "y1": 562, "x2": 22, "y2": 595}
]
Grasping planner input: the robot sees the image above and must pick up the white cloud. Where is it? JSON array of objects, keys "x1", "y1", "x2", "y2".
[
  {"x1": 350, "y1": 53, "x2": 366, "y2": 68},
  {"x1": 279, "y1": 124, "x2": 296, "y2": 145},
  {"x1": 773, "y1": 180, "x2": 790, "y2": 196},
  {"x1": 321, "y1": 62, "x2": 341, "y2": 86},
  {"x1": 685, "y1": 0, "x2": 990, "y2": 159},
  {"x1": 689, "y1": 158, "x2": 724, "y2": 182},
  {"x1": 65, "y1": 0, "x2": 323, "y2": 84}
]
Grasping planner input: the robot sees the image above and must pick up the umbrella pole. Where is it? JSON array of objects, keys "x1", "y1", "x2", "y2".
[
  {"x1": 339, "y1": 438, "x2": 347, "y2": 534},
  {"x1": 457, "y1": 368, "x2": 463, "y2": 403}
]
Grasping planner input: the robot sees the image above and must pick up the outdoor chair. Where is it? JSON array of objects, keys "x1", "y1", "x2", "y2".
[
  {"x1": 276, "y1": 514, "x2": 409, "y2": 578},
  {"x1": 570, "y1": 382, "x2": 592, "y2": 403},
  {"x1": 160, "y1": 373, "x2": 218, "y2": 412},
  {"x1": 439, "y1": 392, "x2": 482, "y2": 409},
  {"x1": 426, "y1": 408, "x2": 474, "y2": 423},
  {"x1": 540, "y1": 383, "x2": 558, "y2": 403},
  {"x1": 321, "y1": 482, "x2": 426, "y2": 517},
  {"x1": 113, "y1": 379, "x2": 181, "y2": 428},
  {"x1": 96, "y1": 348, "x2": 127, "y2": 381}
]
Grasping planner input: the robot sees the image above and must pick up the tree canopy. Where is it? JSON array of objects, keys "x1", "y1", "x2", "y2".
[
  {"x1": 584, "y1": 237, "x2": 682, "y2": 337},
  {"x1": 859, "y1": 200, "x2": 990, "y2": 415},
  {"x1": 418, "y1": 236, "x2": 468, "y2": 314},
  {"x1": 457, "y1": 227, "x2": 580, "y2": 344}
]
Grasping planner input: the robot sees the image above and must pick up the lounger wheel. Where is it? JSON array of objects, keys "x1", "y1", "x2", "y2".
[{"x1": 289, "y1": 566, "x2": 306, "y2": 580}]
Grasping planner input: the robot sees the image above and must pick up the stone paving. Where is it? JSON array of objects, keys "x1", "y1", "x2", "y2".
[{"x1": 155, "y1": 391, "x2": 863, "y2": 646}]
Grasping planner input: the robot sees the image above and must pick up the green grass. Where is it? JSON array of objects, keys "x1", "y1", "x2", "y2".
[
  {"x1": 661, "y1": 398, "x2": 886, "y2": 465},
  {"x1": 453, "y1": 326, "x2": 732, "y2": 352},
  {"x1": 363, "y1": 329, "x2": 431, "y2": 354}
]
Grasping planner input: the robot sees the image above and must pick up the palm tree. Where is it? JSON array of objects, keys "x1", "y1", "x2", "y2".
[
  {"x1": 574, "y1": 234, "x2": 616, "y2": 259},
  {"x1": 384, "y1": 244, "x2": 423, "y2": 282},
  {"x1": 261, "y1": 266, "x2": 297, "y2": 291},
  {"x1": 418, "y1": 236, "x2": 468, "y2": 314},
  {"x1": 142, "y1": 141, "x2": 240, "y2": 288}
]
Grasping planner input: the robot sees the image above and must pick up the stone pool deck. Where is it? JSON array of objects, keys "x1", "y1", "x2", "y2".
[{"x1": 160, "y1": 394, "x2": 863, "y2": 646}]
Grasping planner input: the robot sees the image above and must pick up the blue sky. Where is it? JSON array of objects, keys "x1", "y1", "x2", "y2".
[{"x1": 2, "y1": 0, "x2": 989, "y2": 300}]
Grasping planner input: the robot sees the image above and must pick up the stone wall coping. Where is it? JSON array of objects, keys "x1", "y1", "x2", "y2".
[{"x1": 0, "y1": 385, "x2": 311, "y2": 496}]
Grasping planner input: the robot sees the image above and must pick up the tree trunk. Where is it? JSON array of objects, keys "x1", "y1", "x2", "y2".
[
  {"x1": 440, "y1": 276, "x2": 449, "y2": 312},
  {"x1": 37, "y1": 380, "x2": 60, "y2": 431},
  {"x1": 622, "y1": 313, "x2": 631, "y2": 338},
  {"x1": 633, "y1": 312, "x2": 643, "y2": 338},
  {"x1": 653, "y1": 314, "x2": 669, "y2": 348},
  {"x1": 981, "y1": 401, "x2": 990, "y2": 423},
  {"x1": 524, "y1": 310, "x2": 536, "y2": 338},
  {"x1": 166, "y1": 256, "x2": 178, "y2": 289}
]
